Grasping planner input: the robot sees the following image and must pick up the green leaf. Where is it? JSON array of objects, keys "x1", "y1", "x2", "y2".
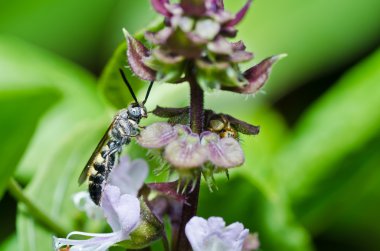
[
  {"x1": 0, "y1": 35, "x2": 110, "y2": 183},
  {"x1": 0, "y1": 87, "x2": 59, "y2": 199},
  {"x1": 0, "y1": 36, "x2": 111, "y2": 250},
  {"x1": 17, "y1": 122, "x2": 107, "y2": 251},
  {"x1": 296, "y1": 134, "x2": 380, "y2": 237},
  {"x1": 0, "y1": 234, "x2": 18, "y2": 251},
  {"x1": 199, "y1": 177, "x2": 313, "y2": 251},
  {"x1": 277, "y1": 48, "x2": 380, "y2": 201}
]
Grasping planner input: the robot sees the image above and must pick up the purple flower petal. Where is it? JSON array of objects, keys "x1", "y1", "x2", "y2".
[
  {"x1": 201, "y1": 132, "x2": 244, "y2": 168},
  {"x1": 151, "y1": 0, "x2": 171, "y2": 17},
  {"x1": 231, "y1": 40, "x2": 246, "y2": 51},
  {"x1": 207, "y1": 36, "x2": 233, "y2": 55},
  {"x1": 230, "y1": 50, "x2": 253, "y2": 63},
  {"x1": 108, "y1": 156, "x2": 148, "y2": 196},
  {"x1": 164, "y1": 133, "x2": 208, "y2": 168},
  {"x1": 226, "y1": 0, "x2": 253, "y2": 27},
  {"x1": 185, "y1": 216, "x2": 249, "y2": 251},
  {"x1": 205, "y1": 0, "x2": 224, "y2": 12},
  {"x1": 180, "y1": 0, "x2": 207, "y2": 16},
  {"x1": 145, "y1": 28, "x2": 173, "y2": 45},
  {"x1": 101, "y1": 185, "x2": 140, "y2": 233},
  {"x1": 137, "y1": 122, "x2": 178, "y2": 149},
  {"x1": 173, "y1": 124, "x2": 192, "y2": 136},
  {"x1": 222, "y1": 54, "x2": 287, "y2": 94},
  {"x1": 223, "y1": 222, "x2": 249, "y2": 250},
  {"x1": 124, "y1": 29, "x2": 156, "y2": 81}
]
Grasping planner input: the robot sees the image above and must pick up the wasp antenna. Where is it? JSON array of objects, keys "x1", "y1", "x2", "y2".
[
  {"x1": 142, "y1": 80, "x2": 154, "y2": 105},
  {"x1": 119, "y1": 68, "x2": 139, "y2": 104}
]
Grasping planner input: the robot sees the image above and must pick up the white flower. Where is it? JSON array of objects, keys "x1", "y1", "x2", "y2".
[
  {"x1": 185, "y1": 216, "x2": 249, "y2": 251},
  {"x1": 72, "y1": 156, "x2": 148, "y2": 220},
  {"x1": 108, "y1": 156, "x2": 148, "y2": 196},
  {"x1": 54, "y1": 186, "x2": 140, "y2": 251}
]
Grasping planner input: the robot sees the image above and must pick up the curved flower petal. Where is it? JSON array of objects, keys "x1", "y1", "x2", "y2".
[
  {"x1": 165, "y1": 133, "x2": 208, "y2": 168},
  {"x1": 108, "y1": 156, "x2": 148, "y2": 196},
  {"x1": 137, "y1": 122, "x2": 178, "y2": 148},
  {"x1": 226, "y1": 0, "x2": 253, "y2": 27},
  {"x1": 101, "y1": 185, "x2": 140, "y2": 233},
  {"x1": 124, "y1": 29, "x2": 156, "y2": 81},
  {"x1": 222, "y1": 54, "x2": 287, "y2": 94},
  {"x1": 151, "y1": 0, "x2": 171, "y2": 17},
  {"x1": 201, "y1": 132, "x2": 244, "y2": 168},
  {"x1": 185, "y1": 216, "x2": 249, "y2": 251},
  {"x1": 53, "y1": 231, "x2": 123, "y2": 251}
]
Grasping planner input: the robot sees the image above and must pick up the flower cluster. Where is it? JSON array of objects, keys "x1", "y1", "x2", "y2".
[
  {"x1": 137, "y1": 122, "x2": 244, "y2": 169},
  {"x1": 54, "y1": 157, "x2": 258, "y2": 251},
  {"x1": 125, "y1": 0, "x2": 286, "y2": 93}
]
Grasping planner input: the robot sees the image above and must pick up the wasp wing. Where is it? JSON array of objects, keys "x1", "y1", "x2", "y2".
[{"x1": 78, "y1": 120, "x2": 116, "y2": 185}]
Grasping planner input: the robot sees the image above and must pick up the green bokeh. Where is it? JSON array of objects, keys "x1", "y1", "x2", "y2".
[{"x1": 0, "y1": 0, "x2": 379, "y2": 250}]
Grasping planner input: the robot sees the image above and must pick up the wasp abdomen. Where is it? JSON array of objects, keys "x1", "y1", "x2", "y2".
[{"x1": 88, "y1": 141, "x2": 118, "y2": 205}]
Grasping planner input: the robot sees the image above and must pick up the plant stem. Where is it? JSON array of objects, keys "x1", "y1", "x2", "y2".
[
  {"x1": 8, "y1": 178, "x2": 69, "y2": 237},
  {"x1": 173, "y1": 66, "x2": 204, "y2": 251}
]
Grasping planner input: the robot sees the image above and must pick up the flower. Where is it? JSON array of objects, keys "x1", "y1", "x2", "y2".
[
  {"x1": 55, "y1": 157, "x2": 162, "y2": 250},
  {"x1": 124, "y1": 0, "x2": 285, "y2": 93},
  {"x1": 108, "y1": 156, "x2": 149, "y2": 196},
  {"x1": 54, "y1": 185, "x2": 141, "y2": 251},
  {"x1": 71, "y1": 156, "x2": 148, "y2": 220},
  {"x1": 185, "y1": 216, "x2": 249, "y2": 251},
  {"x1": 137, "y1": 122, "x2": 244, "y2": 169}
]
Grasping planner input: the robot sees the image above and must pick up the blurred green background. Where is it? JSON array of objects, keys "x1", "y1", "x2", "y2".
[{"x1": 0, "y1": 0, "x2": 379, "y2": 250}]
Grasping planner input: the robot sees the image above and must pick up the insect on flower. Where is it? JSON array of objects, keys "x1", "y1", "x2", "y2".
[
  {"x1": 78, "y1": 69, "x2": 154, "y2": 205},
  {"x1": 208, "y1": 114, "x2": 239, "y2": 139}
]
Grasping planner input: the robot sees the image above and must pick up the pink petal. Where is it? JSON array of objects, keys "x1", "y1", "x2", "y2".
[
  {"x1": 137, "y1": 122, "x2": 178, "y2": 149},
  {"x1": 124, "y1": 29, "x2": 156, "y2": 81},
  {"x1": 145, "y1": 28, "x2": 173, "y2": 45},
  {"x1": 226, "y1": 0, "x2": 253, "y2": 27},
  {"x1": 222, "y1": 54, "x2": 287, "y2": 94},
  {"x1": 230, "y1": 50, "x2": 253, "y2": 63},
  {"x1": 151, "y1": 0, "x2": 171, "y2": 17},
  {"x1": 201, "y1": 132, "x2": 244, "y2": 168},
  {"x1": 164, "y1": 133, "x2": 208, "y2": 168}
]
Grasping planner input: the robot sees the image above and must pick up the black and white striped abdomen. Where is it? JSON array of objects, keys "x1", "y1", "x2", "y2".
[{"x1": 88, "y1": 140, "x2": 117, "y2": 205}]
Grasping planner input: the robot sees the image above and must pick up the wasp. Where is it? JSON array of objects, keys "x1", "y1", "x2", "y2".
[{"x1": 78, "y1": 69, "x2": 154, "y2": 205}]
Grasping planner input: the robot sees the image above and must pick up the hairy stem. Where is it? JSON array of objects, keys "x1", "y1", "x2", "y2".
[
  {"x1": 8, "y1": 178, "x2": 69, "y2": 237},
  {"x1": 173, "y1": 66, "x2": 204, "y2": 251}
]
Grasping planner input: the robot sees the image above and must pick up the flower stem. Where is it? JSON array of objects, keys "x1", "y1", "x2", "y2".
[
  {"x1": 173, "y1": 65, "x2": 204, "y2": 251},
  {"x1": 8, "y1": 178, "x2": 69, "y2": 237}
]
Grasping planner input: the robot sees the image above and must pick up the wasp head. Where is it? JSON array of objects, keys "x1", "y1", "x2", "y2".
[{"x1": 128, "y1": 103, "x2": 147, "y2": 119}]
